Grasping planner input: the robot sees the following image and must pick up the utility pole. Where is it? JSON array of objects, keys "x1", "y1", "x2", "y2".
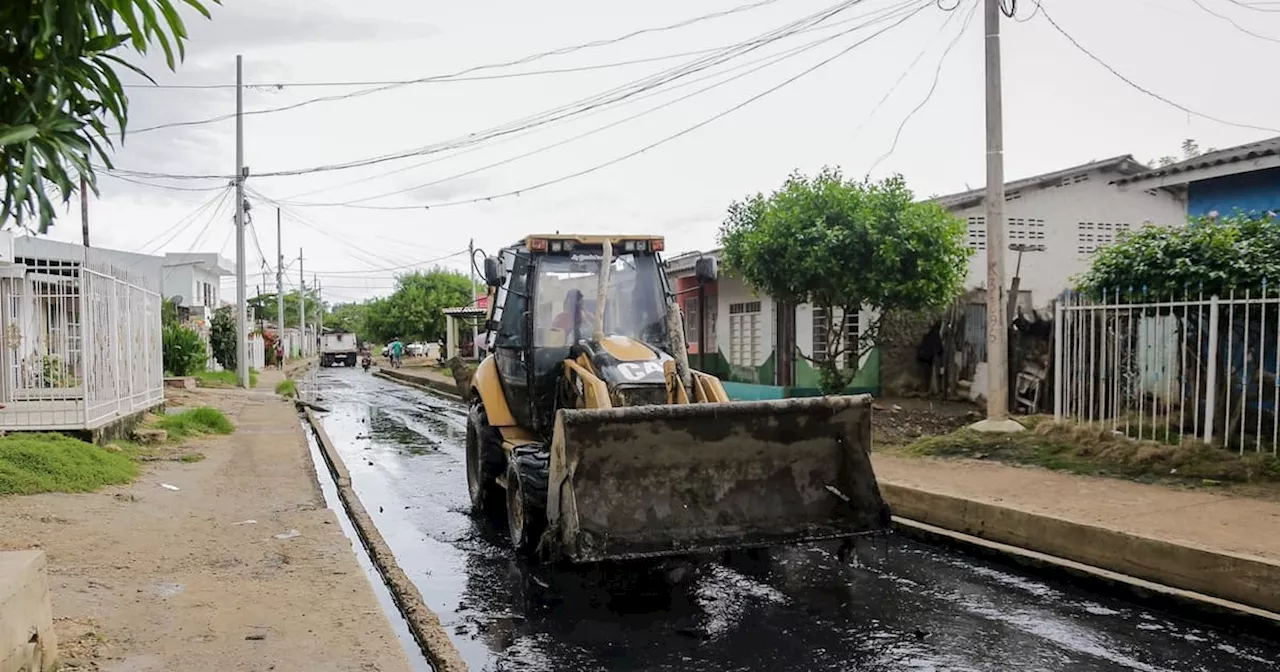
[
  {"x1": 80, "y1": 175, "x2": 90, "y2": 247},
  {"x1": 277, "y1": 208, "x2": 285, "y2": 363},
  {"x1": 468, "y1": 238, "x2": 476, "y2": 301},
  {"x1": 973, "y1": 0, "x2": 1021, "y2": 432},
  {"x1": 298, "y1": 249, "x2": 306, "y2": 357},
  {"x1": 234, "y1": 54, "x2": 250, "y2": 389},
  {"x1": 315, "y1": 274, "x2": 322, "y2": 350}
]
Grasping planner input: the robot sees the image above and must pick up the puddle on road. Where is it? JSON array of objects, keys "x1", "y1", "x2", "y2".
[{"x1": 313, "y1": 367, "x2": 1280, "y2": 672}]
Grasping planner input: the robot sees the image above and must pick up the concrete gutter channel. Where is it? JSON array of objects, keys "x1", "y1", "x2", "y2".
[
  {"x1": 285, "y1": 363, "x2": 467, "y2": 672},
  {"x1": 302, "y1": 406, "x2": 468, "y2": 672},
  {"x1": 372, "y1": 367, "x2": 1280, "y2": 636}
]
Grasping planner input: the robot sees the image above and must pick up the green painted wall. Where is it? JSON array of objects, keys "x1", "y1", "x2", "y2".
[{"x1": 692, "y1": 347, "x2": 881, "y2": 398}]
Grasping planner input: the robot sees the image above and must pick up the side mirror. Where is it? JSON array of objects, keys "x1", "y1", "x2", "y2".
[
  {"x1": 483, "y1": 256, "x2": 503, "y2": 287},
  {"x1": 694, "y1": 256, "x2": 718, "y2": 284}
]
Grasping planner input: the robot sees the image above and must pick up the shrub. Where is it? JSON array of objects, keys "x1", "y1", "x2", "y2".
[{"x1": 163, "y1": 324, "x2": 206, "y2": 376}]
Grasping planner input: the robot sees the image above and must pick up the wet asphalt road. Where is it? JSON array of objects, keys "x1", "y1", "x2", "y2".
[{"x1": 307, "y1": 366, "x2": 1279, "y2": 672}]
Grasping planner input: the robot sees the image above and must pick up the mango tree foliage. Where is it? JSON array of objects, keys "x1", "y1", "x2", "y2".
[
  {"x1": 1, "y1": 0, "x2": 218, "y2": 231},
  {"x1": 362, "y1": 268, "x2": 473, "y2": 343},
  {"x1": 325, "y1": 301, "x2": 370, "y2": 337},
  {"x1": 1078, "y1": 215, "x2": 1280, "y2": 298},
  {"x1": 719, "y1": 168, "x2": 970, "y2": 394}
]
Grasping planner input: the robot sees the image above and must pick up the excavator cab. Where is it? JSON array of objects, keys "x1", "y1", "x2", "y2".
[{"x1": 467, "y1": 234, "x2": 891, "y2": 563}]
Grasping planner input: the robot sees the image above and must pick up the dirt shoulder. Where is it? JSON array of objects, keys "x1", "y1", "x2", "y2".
[
  {"x1": 873, "y1": 452, "x2": 1280, "y2": 563},
  {"x1": 0, "y1": 371, "x2": 411, "y2": 672}
]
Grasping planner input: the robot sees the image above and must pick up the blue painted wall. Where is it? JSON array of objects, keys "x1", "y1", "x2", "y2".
[{"x1": 1187, "y1": 167, "x2": 1280, "y2": 218}]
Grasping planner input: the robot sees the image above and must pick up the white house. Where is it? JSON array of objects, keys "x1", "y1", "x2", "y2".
[
  {"x1": 936, "y1": 154, "x2": 1186, "y2": 310},
  {"x1": 162, "y1": 252, "x2": 234, "y2": 324},
  {"x1": 1, "y1": 233, "x2": 164, "y2": 432}
]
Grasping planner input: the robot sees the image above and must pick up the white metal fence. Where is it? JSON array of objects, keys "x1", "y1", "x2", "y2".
[
  {"x1": 0, "y1": 255, "x2": 162, "y2": 431},
  {"x1": 1055, "y1": 290, "x2": 1280, "y2": 454}
]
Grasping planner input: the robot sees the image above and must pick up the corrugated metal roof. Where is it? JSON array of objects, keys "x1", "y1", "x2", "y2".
[
  {"x1": 933, "y1": 155, "x2": 1148, "y2": 209},
  {"x1": 1112, "y1": 136, "x2": 1280, "y2": 186}
]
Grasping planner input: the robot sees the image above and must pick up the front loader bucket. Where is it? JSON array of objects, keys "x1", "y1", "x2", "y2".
[{"x1": 544, "y1": 395, "x2": 891, "y2": 563}]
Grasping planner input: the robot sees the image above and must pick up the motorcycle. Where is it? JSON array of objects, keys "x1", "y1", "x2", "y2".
[{"x1": 361, "y1": 354, "x2": 372, "y2": 372}]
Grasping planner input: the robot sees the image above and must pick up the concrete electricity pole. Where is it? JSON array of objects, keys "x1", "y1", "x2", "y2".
[
  {"x1": 315, "y1": 274, "x2": 322, "y2": 348},
  {"x1": 298, "y1": 249, "x2": 306, "y2": 357},
  {"x1": 276, "y1": 208, "x2": 285, "y2": 362},
  {"x1": 469, "y1": 238, "x2": 476, "y2": 300},
  {"x1": 234, "y1": 54, "x2": 250, "y2": 389},
  {"x1": 80, "y1": 175, "x2": 90, "y2": 247},
  {"x1": 971, "y1": 0, "x2": 1021, "y2": 432}
]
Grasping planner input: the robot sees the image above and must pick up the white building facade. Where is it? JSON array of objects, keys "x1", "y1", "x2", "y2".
[
  {"x1": 0, "y1": 233, "x2": 164, "y2": 431},
  {"x1": 937, "y1": 155, "x2": 1187, "y2": 310}
]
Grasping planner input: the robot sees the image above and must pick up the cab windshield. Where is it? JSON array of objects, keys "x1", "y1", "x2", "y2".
[{"x1": 533, "y1": 252, "x2": 668, "y2": 350}]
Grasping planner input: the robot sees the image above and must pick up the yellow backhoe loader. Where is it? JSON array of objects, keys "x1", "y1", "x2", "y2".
[{"x1": 466, "y1": 234, "x2": 891, "y2": 563}]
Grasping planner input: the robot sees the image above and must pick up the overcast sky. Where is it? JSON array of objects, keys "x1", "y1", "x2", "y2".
[{"x1": 31, "y1": 0, "x2": 1280, "y2": 304}]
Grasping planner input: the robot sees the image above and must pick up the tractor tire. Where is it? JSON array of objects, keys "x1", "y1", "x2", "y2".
[
  {"x1": 465, "y1": 401, "x2": 506, "y2": 520},
  {"x1": 506, "y1": 445, "x2": 549, "y2": 558}
]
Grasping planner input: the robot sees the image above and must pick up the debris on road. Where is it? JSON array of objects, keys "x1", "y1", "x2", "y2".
[
  {"x1": 273, "y1": 530, "x2": 301, "y2": 540},
  {"x1": 159, "y1": 483, "x2": 180, "y2": 491}
]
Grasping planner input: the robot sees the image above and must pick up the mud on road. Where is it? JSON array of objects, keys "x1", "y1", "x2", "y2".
[{"x1": 308, "y1": 367, "x2": 1280, "y2": 672}]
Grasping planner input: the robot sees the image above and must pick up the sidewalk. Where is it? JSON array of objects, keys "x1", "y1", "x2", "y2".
[
  {"x1": 872, "y1": 453, "x2": 1280, "y2": 563},
  {"x1": 0, "y1": 369, "x2": 412, "y2": 671}
]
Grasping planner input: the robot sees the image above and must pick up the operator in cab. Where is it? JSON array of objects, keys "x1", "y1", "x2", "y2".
[{"x1": 552, "y1": 288, "x2": 594, "y2": 342}]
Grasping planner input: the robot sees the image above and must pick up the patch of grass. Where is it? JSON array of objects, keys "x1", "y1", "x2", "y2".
[
  {"x1": 154, "y1": 406, "x2": 235, "y2": 439},
  {"x1": 194, "y1": 369, "x2": 259, "y2": 388},
  {"x1": 902, "y1": 419, "x2": 1280, "y2": 486},
  {"x1": 275, "y1": 379, "x2": 297, "y2": 398},
  {"x1": 0, "y1": 433, "x2": 139, "y2": 495},
  {"x1": 180, "y1": 452, "x2": 205, "y2": 463}
]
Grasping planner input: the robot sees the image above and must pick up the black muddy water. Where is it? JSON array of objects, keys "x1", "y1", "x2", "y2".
[{"x1": 307, "y1": 367, "x2": 1279, "y2": 672}]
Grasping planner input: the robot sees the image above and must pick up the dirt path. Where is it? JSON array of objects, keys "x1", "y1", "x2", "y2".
[
  {"x1": 873, "y1": 453, "x2": 1280, "y2": 563},
  {"x1": 0, "y1": 372, "x2": 412, "y2": 672}
]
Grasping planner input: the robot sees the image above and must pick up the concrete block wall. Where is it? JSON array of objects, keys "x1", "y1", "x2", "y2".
[{"x1": 0, "y1": 551, "x2": 57, "y2": 672}]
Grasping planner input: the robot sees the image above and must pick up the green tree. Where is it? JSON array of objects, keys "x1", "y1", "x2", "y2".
[
  {"x1": 326, "y1": 301, "x2": 369, "y2": 337},
  {"x1": 1, "y1": 0, "x2": 219, "y2": 231},
  {"x1": 1077, "y1": 214, "x2": 1280, "y2": 297},
  {"x1": 362, "y1": 268, "x2": 472, "y2": 343},
  {"x1": 209, "y1": 304, "x2": 235, "y2": 370},
  {"x1": 719, "y1": 168, "x2": 970, "y2": 394},
  {"x1": 248, "y1": 289, "x2": 322, "y2": 327}
]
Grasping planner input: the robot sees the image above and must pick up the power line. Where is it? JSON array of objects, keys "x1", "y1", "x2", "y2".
[
  {"x1": 275, "y1": 1, "x2": 926, "y2": 209},
  {"x1": 277, "y1": 0, "x2": 930, "y2": 213},
  {"x1": 142, "y1": 187, "x2": 233, "y2": 256},
  {"x1": 272, "y1": 2, "x2": 914, "y2": 202},
  {"x1": 1187, "y1": 0, "x2": 1280, "y2": 43},
  {"x1": 1036, "y1": 3, "x2": 1280, "y2": 134},
  {"x1": 852, "y1": 0, "x2": 965, "y2": 139},
  {"x1": 100, "y1": 0, "x2": 877, "y2": 181},
  {"x1": 866, "y1": 0, "x2": 978, "y2": 175},
  {"x1": 126, "y1": 0, "x2": 787, "y2": 131}
]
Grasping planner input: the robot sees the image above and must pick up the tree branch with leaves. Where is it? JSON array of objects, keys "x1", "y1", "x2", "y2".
[
  {"x1": 1, "y1": 0, "x2": 218, "y2": 231},
  {"x1": 719, "y1": 168, "x2": 970, "y2": 394}
]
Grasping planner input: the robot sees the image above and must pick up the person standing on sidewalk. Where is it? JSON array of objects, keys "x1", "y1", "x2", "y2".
[{"x1": 275, "y1": 341, "x2": 285, "y2": 370}]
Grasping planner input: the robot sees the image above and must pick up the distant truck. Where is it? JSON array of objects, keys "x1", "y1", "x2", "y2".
[{"x1": 320, "y1": 332, "x2": 359, "y2": 367}]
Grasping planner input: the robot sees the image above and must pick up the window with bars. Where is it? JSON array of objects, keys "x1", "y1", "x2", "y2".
[
  {"x1": 966, "y1": 216, "x2": 986, "y2": 250},
  {"x1": 1076, "y1": 221, "x2": 1132, "y2": 254},
  {"x1": 1008, "y1": 218, "x2": 1046, "y2": 243},
  {"x1": 728, "y1": 301, "x2": 761, "y2": 368},
  {"x1": 812, "y1": 305, "x2": 860, "y2": 370}
]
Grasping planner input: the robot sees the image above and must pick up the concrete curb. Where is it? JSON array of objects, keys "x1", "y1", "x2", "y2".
[
  {"x1": 374, "y1": 369, "x2": 463, "y2": 403},
  {"x1": 892, "y1": 517, "x2": 1280, "y2": 635},
  {"x1": 881, "y1": 483, "x2": 1280, "y2": 618},
  {"x1": 303, "y1": 408, "x2": 468, "y2": 672}
]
